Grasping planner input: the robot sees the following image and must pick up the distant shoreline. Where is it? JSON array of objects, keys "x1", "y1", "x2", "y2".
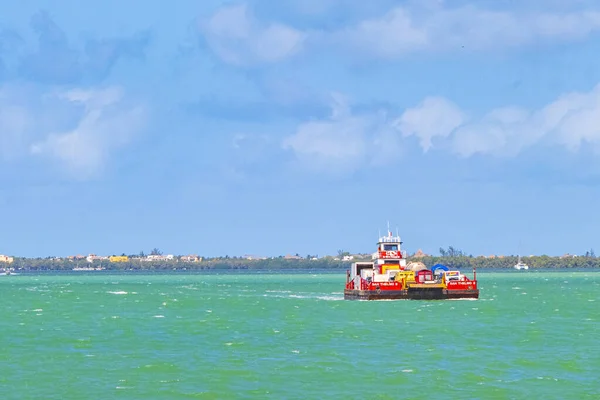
[
  {"x1": 3, "y1": 254, "x2": 600, "y2": 273},
  {"x1": 4, "y1": 267, "x2": 600, "y2": 277}
]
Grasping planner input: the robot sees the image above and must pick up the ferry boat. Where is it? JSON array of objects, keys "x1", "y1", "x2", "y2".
[{"x1": 344, "y1": 230, "x2": 479, "y2": 300}]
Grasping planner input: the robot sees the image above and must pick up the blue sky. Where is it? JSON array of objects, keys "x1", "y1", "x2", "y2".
[{"x1": 2, "y1": 0, "x2": 600, "y2": 258}]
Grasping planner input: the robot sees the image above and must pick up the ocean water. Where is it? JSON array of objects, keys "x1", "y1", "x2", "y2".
[{"x1": 0, "y1": 271, "x2": 598, "y2": 399}]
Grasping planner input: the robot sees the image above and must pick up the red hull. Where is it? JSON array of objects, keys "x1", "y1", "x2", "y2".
[{"x1": 344, "y1": 288, "x2": 479, "y2": 300}]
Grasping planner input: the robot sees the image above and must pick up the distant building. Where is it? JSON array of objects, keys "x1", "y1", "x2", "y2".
[
  {"x1": 284, "y1": 254, "x2": 303, "y2": 260},
  {"x1": 144, "y1": 254, "x2": 174, "y2": 262},
  {"x1": 86, "y1": 254, "x2": 109, "y2": 263},
  {"x1": 180, "y1": 255, "x2": 201, "y2": 262},
  {"x1": 109, "y1": 255, "x2": 129, "y2": 263},
  {"x1": 0, "y1": 255, "x2": 14, "y2": 263},
  {"x1": 560, "y1": 253, "x2": 577, "y2": 259}
]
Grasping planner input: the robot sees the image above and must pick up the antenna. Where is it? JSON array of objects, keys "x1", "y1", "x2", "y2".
[{"x1": 387, "y1": 220, "x2": 390, "y2": 235}]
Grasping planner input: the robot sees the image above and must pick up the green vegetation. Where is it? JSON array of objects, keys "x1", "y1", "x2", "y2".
[
  {"x1": 4, "y1": 251, "x2": 600, "y2": 271},
  {"x1": 421, "y1": 245, "x2": 600, "y2": 269},
  {"x1": 6, "y1": 256, "x2": 349, "y2": 271},
  {"x1": 415, "y1": 254, "x2": 600, "y2": 269}
]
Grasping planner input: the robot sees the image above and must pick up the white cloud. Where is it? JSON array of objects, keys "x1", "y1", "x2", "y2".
[
  {"x1": 543, "y1": 86, "x2": 600, "y2": 151},
  {"x1": 30, "y1": 86, "x2": 146, "y2": 178},
  {"x1": 201, "y1": 4, "x2": 306, "y2": 65},
  {"x1": 394, "y1": 96, "x2": 465, "y2": 151},
  {"x1": 1, "y1": 84, "x2": 146, "y2": 177},
  {"x1": 331, "y1": 4, "x2": 600, "y2": 57},
  {"x1": 395, "y1": 84, "x2": 600, "y2": 157},
  {"x1": 451, "y1": 107, "x2": 540, "y2": 157},
  {"x1": 282, "y1": 93, "x2": 399, "y2": 175}
]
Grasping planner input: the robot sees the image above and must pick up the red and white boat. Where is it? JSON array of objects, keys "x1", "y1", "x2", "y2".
[{"x1": 344, "y1": 229, "x2": 479, "y2": 300}]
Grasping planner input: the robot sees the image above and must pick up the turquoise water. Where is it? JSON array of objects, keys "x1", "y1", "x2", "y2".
[{"x1": 1, "y1": 271, "x2": 598, "y2": 399}]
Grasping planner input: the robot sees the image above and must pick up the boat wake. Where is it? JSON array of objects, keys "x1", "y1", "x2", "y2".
[
  {"x1": 446, "y1": 298, "x2": 479, "y2": 301},
  {"x1": 262, "y1": 292, "x2": 344, "y2": 301}
]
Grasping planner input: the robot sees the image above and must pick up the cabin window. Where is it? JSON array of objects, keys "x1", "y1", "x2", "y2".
[
  {"x1": 384, "y1": 260, "x2": 400, "y2": 264},
  {"x1": 383, "y1": 244, "x2": 398, "y2": 251}
]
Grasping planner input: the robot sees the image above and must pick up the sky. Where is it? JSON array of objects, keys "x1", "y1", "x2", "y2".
[{"x1": 2, "y1": 0, "x2": 600, "y2": 258}]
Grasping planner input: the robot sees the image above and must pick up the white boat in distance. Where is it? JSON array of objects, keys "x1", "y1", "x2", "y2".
[{"x1": 514, "y1": 255, "x2": 529, "y2": 270}]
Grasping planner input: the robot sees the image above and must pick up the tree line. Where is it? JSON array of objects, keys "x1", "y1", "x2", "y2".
[
  {"x1": 5, "y1": 252, "x2": 600, "y2": 271},
  {"x1": 5, "y1": 256, "x2": 348, "y2": 271}
]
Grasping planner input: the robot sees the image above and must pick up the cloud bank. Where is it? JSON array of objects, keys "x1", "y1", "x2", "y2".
[
  {"x1": 201, "y1": 2, "x2": 600, "y2": 64},
  {"x1": 333, "y1": 4, "x2": 600, "y2": 58},
  {"x1": 282, "y1": 93, "x2": 400, "y2": 175},
  {"x1": 1, "y1": 84, "x2": 146, "y2": 179},
  {"x1": 283, "y1": 84, "x2": 600, "y2": 172},
  {"x1": 30, "y1": 87, "x2": 147, "y2": 179}
]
